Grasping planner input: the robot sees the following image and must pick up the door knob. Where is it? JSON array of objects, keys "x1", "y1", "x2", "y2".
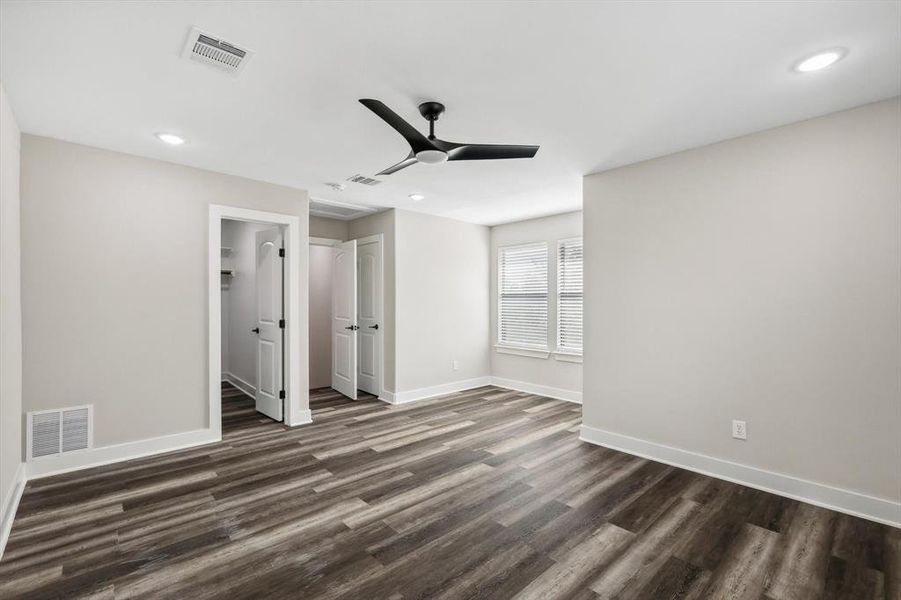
[
  {"x1": 344, "y1": 325, "x2": 359, "y2": 331},
  {"x1": 369, "y1": 324, "x2": 379, "y2": 330},
  {"x1": 251, "y1": 327, "x2": 260, "y2": 334}
]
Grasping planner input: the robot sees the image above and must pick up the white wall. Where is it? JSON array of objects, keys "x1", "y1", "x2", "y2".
[
  {"x1": 0, "y1": 83, "x2": 23, "y2": 542},
  {"x1": 221, "y1": 219, "x2": 273, "y2": 390},
  {"x1": 490, "y1": 211, "x2": 582, "y2": 400},
  {"x1": 582, "y1": 98, "x2": 901, "y2": 506},
  {"x1": 348, "y1": 210, "x2": 396, "y2": 393},
  {"x1": 310, "y1": 215, "x2": 348, "y2": 241},
  {"x1": 20, "y1": 135, "x2": 309, "y2": 447},
  {"x1": 309, "y1": 244, "x2": 333, "y2": 389},
  {"x1": 394, "y1": 210, "x2": 490, "y2": 393}
]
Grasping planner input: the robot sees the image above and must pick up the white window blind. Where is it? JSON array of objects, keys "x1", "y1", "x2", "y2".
[
  {"x1": 557, "y1": 238, "x2": 583, "y2": 353},
  {"x1": 498, "y1": 243, "x2": 548, "y2": 349}
]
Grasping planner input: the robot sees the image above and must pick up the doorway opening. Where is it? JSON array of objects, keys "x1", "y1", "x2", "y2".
[
  {"x1": 309, "y1": 234, "x2": 383, "y2": 401},
  {"x1": 208, "y1": 205, "x2": 309, "y2": 440},
  {"x1": 220, "y1": 219, "x2": 285, "y2": 422}
]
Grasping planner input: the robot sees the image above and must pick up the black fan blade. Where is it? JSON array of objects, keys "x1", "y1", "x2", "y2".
[
  {"x1": 359, "y1": 99, "x2": 434, "y2": 154},
  {"x1": 376, "y1": 153, "x2": 418, "y2": 176},
  {"x1": 446, "y1": 143, "x2": 539, "y2": 161}
]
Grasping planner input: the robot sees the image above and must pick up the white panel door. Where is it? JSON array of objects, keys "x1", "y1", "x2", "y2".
[
  {"x1": 332, "y1": 240, "x2": 357, "y2": 399},
  {"x1": 254, "y1": 228, "x2": 284, "y2": 421},
  {"x1": 357, "y1": 238, "x2": 382, "y2": 396}
]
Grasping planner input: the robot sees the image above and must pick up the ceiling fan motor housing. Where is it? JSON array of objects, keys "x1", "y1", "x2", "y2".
[{"x1": 418, "y1": 101, "x2": 446, "y2": 121}]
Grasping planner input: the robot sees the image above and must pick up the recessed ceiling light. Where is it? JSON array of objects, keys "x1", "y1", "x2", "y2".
[
  {"x1": 155, "y1": 132, "x2": 185, "y2": 145},
  {"x1": 409, "y1": 193, "x2": 425, "y2": 201},
  {"x1": 793, "y1": 48, "x2": 847, "y2": 73}
]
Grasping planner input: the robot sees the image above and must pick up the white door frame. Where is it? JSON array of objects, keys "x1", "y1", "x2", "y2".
[
  {"x1": 309, "y1": 234, "x2": 384, "y2": 399},
  {"x1": 310, "y1": 236, "x2": 341, "y2": 247},
  {"x1": 209, "y1": 204, "x2": 310, "y2": 440},
  {"x1": 354, "y1": 233, "x2": 384, "y2": 399}
]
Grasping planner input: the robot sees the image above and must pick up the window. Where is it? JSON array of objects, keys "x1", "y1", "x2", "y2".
[
  {"x1": 557, "y1": 238, "x2": 583, "y2": 353},
  {"x1": 498, "y1": 243, "x2": 548, "y2": 349}
]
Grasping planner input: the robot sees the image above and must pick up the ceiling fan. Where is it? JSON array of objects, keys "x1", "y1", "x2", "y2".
[{"x1": 359, "y1": 99, "x2": 539, "y2": 176}]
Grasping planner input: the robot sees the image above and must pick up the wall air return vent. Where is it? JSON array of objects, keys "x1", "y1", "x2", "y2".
[
  {"x1": 181, "y1": 27, "x2": 253, "y2": 76},
  {"x1": 346, "y1": 174, "x2": 383, "y2": 186},
  {"x1": 27, "y1": 406, "x2": 93, "y2": 460}
]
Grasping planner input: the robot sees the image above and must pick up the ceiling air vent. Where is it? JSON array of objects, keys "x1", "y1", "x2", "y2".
[
  {"x1": 181, "y1": 27, "x2": 253, "y2": 76},
  {"x1": 27, "y1": 406, "x2": 93, "y2": 460},
  {"x1": 346, "y1": 174, "x2": 382, "y2": 186}
]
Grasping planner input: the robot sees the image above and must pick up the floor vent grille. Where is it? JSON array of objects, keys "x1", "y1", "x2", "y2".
[{"x1": 27, "y1": 406, "x2": 93, "y2": 460}]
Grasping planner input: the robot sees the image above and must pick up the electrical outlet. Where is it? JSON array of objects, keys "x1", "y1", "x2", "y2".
[
  {"x1": 452, "y1": 360, "x2": 460, "y2": 371},
  {"x1": 732, "y1": 420, "x2": 747, "y2": 440}
]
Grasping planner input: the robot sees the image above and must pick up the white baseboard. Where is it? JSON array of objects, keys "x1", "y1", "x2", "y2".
[
  {"x1": 490, "y1": 377, "x2": 582, "y2": 404},
  {"x1": 223, "y1": 372, "x2": 256, "y2": 398},
  {"x1": 287, "y1": 409, "x2": 313, "y2": 427},
  {"x1": 580, "y1": 424, "x2": 900, "y2": 528},
  {"x1": 386, "y1": 376, "x2": 492, "y2": 405},
  {"x1": 0, "y1": 462, "x2": 26, "y2": 560},
  {"x1": 378, "y1": 390, "x2": 396, "y2": 403},
  {"x1": 26, "y1": 428, "x2": 220, "y2": 480}
]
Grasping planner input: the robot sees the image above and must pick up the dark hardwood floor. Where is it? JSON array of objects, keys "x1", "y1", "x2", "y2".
[{"x1": 1, "y1": 384, "x2": 897, "y2": 599}]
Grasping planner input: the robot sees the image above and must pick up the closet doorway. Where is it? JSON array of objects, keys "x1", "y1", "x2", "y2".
[
  {"x1": 208, "y1": 204, "x2": 306, "y2": 437},
  {"x1": 221, "y1": 218, "x2": 285, "y2": 421},
  {"x1": 309, "y1": 234, "x2": 383, "y2": 400}
]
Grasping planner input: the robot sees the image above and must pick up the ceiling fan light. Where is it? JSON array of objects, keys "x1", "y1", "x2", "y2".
[{"x1": 415, "y1": 149, "x2": 448, "y2": 165}]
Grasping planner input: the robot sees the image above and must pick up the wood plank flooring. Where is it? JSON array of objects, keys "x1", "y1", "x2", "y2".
[{"x1": 1, "y1": 384, "x2": 897, "y2": 599}]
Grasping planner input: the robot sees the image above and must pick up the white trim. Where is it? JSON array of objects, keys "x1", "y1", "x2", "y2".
[
  {"x1": 579, "y1": 424, "x2": 901, "y2": 528},
  {"x1": 385, "y1": 377, "x2": 492, "y2": 405},
  {"x1": 26, "y1": 429, "x2": 219, "y2": 480},
  {"x1": 378, "y1": 390, "x2": 396, "y2": 403},
  {"x1": 494, "y1": 344, "x2": 550, "y2": 359},
  {"x1": 210, "y1": 204, "x2": 309, "y2": 433},
  {"x1": 287, "y1": 409, "x2": 313, "y2": 427},
  {"x1": 553, "y1": 350, "x2": 583, "y2": 363},
  {"x1": 222, "y1": 372, "x2": 256, "y2": 397},
  {"x1": 490, "y1": 377, "x2": 582, "y2": 404},
  {"x1": 0, "y1": 462, "x2": 26, "y2": 560},
  {"x1": 310, "y1": 236, "x2": 341, "y2": 247},
  {"x1": 353, "y1": 233, "x2": 382, "y2": 245}
]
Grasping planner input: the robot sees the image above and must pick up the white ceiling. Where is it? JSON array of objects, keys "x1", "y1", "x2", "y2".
[{"x1": 1, "y1": 1, "x2": 898, "y2": 225}]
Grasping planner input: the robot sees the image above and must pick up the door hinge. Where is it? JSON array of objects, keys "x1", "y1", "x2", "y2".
[
  {"x1": 278, "y1": 248, "x2": 285, "y2": 258},
  {"x1": 279, "y1": 319, "x2": 286, "y2": 329},
  {"x1": 279, "y1": 389, "x2": 286, "y2": 400}
]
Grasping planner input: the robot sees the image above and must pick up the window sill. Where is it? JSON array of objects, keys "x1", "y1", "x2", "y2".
[
  {"x1": 494, "y1": 345, "x2": 551, "y2": 359},
  {"x1": 553, "y1": 350, "x2": 583, "y2": 363}
]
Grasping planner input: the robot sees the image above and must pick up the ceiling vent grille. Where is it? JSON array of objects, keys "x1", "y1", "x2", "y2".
[
  {"x1": 181, "y1": 27, "x2": 252, "y2": 76},
  {"x1": 346, "y1": 174, "x2": 383, "y2": 186},
  {"x1": 27, "y1": 406, "x2": 93, "y2": 460}
]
